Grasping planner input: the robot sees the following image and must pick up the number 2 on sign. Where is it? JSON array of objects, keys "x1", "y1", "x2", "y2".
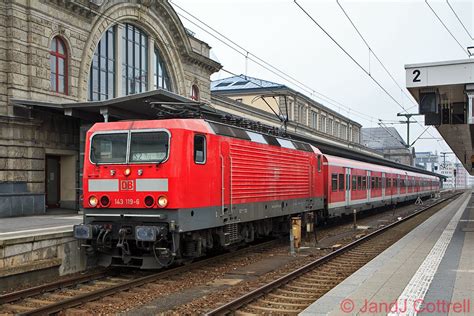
[{"x1": 413, "y1": 69, "x2": 421, "y2": 82}]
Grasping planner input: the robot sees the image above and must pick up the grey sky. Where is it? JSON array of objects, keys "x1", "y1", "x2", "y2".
[{"x1": 172, "y1": 0, "x2": 473, "y2": 161}]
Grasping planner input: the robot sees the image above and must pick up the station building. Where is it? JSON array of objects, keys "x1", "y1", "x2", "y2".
[
  {"x1": 0, "y1": 0, "x2": 221, "y2": 216},
  {"x1": 211, "y1": 75, "x2": 363, "y2": 147},
  {"x1": 361, "y1": 127, "x2": 414, "y2": 166}
]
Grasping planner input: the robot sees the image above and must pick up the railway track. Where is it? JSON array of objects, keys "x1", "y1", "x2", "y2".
[
  {"x1": 206, "y1": 192, "x2": 462, "y2": 316},
  {"x1": 0, "y1": 239, "x2": 281, "y2": 315}
]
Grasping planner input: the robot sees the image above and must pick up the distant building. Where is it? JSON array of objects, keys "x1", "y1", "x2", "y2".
[
  {"x1": 415, "y1": 151, "x2": 439, "y2": 172},
  {"x1": 455, "y1": 163, "x2": 469, "y2": 189},
  {"x1": 211, "y1": 75, "x2": 362, "y2": 145},
  {"x1": 361, "y1": 127, "x2": 413, "y2": 166},
  {"x1": 439, "y1": 161, "x2": 454, "y2": 188}
]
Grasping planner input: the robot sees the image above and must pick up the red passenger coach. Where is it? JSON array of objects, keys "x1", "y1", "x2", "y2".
[
  {"x1": 75, "y1": 119, "x2": 325, "y2": 268},
  {"x1": 324, "y1": 155, "x2": 439, "y2": 216}
]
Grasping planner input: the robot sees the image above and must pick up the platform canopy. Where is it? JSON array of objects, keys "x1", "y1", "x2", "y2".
[
  {"x1": 11, "y1": 89, "x2": 445, "y2": 179},
  {"x1": 11, "y1": 89, "x2": 200, "y2": 122},
  {"x1": 405, "y1": 59, "x2": 474, "y2": 175}
]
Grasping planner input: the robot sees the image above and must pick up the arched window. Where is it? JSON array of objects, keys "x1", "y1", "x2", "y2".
[
  {"x1": 191, "y1": 84, "x2": 199, "y2": 101},
  {"x1": 122, "y1": 24, "x2": 148, "y2": 95},
  {"x1": 50, "y1": 37, "x2": 67, "y2": 94},
  {"x1": 154, "y1": 46, "x2": 171, "y2": 91},
  {"x1": 89, "y1": 27, "x2": 115, "y2": 101}
]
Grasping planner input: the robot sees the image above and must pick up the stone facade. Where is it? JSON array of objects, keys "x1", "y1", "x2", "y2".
[
  {"x1": 0, "y1": 0, "x2": 220, "y2": 216},
  {"x1": 211, "y1": 76, "x2": 362, "y2": 145},
  {"x1": 361, "y1": 127, "x2": 414, "y2": 166}
]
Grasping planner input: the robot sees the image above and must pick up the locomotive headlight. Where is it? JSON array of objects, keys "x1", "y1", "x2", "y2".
[
  {"x1": 158, "y1": 195, "x2": 168, "y2": 208},
  {"x1": 124, "y1": 168, "x2": 131, "y2": 176},
  {"x1": 135, "y1": 226, "x2": 158, "y2": 242},
  {"x1": 89, "y1": 196, "x2": 98, "y2": 207}
]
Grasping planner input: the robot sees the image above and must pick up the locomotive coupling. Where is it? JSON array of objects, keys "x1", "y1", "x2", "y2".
[{"x1": 73, "y1": 224, "x2": 101, "y2": 239}]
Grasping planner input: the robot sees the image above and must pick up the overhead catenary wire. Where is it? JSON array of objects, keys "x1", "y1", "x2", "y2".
[
  {"x1": 91, "y1": 1, "x2": 442, "y2": 149},
  {"x1": 425, "y1": 0, "x2": 471, "y2": 56},
  {"x1": 446, "y1": 0, "x2": 474, "y2": 40},
  {"x1": 336, "y1": 0, "x2": 420, "y2": 111},
  {"x1": 295, "y1": 0, "x2": 442, "y2": 142},
  {"x1": 171, "y1": 0, "x2": 400, "y2": 126},
  {"x1": 336, "y1": 0, "x2": 442, "y2": 142}
]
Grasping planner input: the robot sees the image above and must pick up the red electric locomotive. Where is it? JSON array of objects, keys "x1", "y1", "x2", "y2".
[
  {"x1": 74, "y1": 119, "x2": 325, "y2": 268},
  {"x1": 74, "y1": 118, "x2": 440, "y2": 269}
]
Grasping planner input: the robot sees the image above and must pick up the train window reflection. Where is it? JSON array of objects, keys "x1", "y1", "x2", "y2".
[
  {"x1": 130, "y1": 132, "x2": 169, "y2": 163},
  {"x1": 91, "y1": 133, "x2": 127, "y2": 163}
]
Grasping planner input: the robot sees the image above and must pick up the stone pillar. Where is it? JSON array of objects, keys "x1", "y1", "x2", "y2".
[
  {"x1": 148, "y1": 37, "x2": 155, "y2": 90},
  {"x1": 115, "y1": 24, "x2": 124, "y2": 97}
]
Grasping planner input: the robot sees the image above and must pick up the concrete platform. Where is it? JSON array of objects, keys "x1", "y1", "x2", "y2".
[
  {"x1": 0, "y1": 211, "x2": 85, "y2": 289},
  {"x1": 0, "y1": 211, "x2": 81, "y2": 237},
  {"x1": 301, "y1": 191, "x2": 474, "y2": 316}
]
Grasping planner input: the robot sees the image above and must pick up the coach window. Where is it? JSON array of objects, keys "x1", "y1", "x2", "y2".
[
  {"x1": 338, "y1": 174, "x2": 344, "y2": 191},
  {"x1": 352, "y1": 175, "x2": 356, "y2": 191},
  {"x1": 331, "y1": 174, "x2": 338, "y2": 192},
  {"x1": 362, "y1": 176, "x2": 366, "y2": 189},
  {"x1": 357, "y1": 176, "x2": 362, "y2": 190},
  {"x1": 317, "y1": 156, "x2": 321, "y2": 172},
  {"x1": 194, "y1": 135, "x2": 206, "y2": 164}
]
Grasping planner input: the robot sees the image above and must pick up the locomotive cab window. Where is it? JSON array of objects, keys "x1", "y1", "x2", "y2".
[
  {"x1": 194, "y1": 135, "x2": 206, "y2": 164},
  {"x1": 90, "y1": 133, "x2": 127, "y2": 164},
  {"x1": 130, "y1": 131, "x2": 169, "y2": 163}
]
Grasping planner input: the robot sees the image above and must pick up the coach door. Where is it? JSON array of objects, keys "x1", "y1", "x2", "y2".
[
  {"x1": 397, "y1": 175, "x2": 402, "y2": 196},
  {"x1": 345, "y1": 168, "x2": 351, "y2": 206},
  {"x1": 367, "y1": 170, "x2": 371, "y2": 202},
  {"x1": 382, "y1": 172, "x2": 386, "y2": 200}
]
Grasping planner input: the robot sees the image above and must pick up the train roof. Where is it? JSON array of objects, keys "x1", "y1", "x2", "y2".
[
  {"x1": 325, "y1": 155, "x2": 437, "y2": 179},
  {"x1": 88, "y1": 119, "x2": 214, "y2": 134},
  {"x1": 87, "y1": 116, "x2": 443, "y2": 180}
]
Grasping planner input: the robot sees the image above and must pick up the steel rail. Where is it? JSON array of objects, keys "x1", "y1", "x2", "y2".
[
  {"x1": 0, "y1": 270, "x2": 111, "y2": 305},
  {"x1": 12, "y1": 239, "x2": 281, "y2": 316},
  {"x1": 205, "y1": 192, "x2": 463, "y2": 315}
]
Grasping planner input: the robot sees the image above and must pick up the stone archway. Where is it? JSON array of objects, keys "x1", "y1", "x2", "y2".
[{"x1": 77, "y1": 2, "x2": 192, "y2": 101}]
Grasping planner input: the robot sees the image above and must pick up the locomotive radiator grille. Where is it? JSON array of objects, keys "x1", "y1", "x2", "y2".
[{"x1": 229, "y1": 143, "x2": 310, "y2": 202}]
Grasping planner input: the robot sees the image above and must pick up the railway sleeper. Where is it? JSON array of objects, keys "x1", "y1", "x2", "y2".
[
  {"x1": 94, "y1": 280, "x2": 121, "y2": 286},
  {"x1": 258, "y1": 299, "x2": 309, "y2": 308},
  {"x1": 284, "y1": 284, "x2": 332, "y2": 292},
  {"x1": 267, "y1": 293, "x2": 316, "y2": 302},
  {"x1": 23, "y1": 298, "x2": 52, "y2": 305},
  {"x1": 292, "y1": 280, "x2": 335, "y2": 288},
  {"x1": 4, "y1": 304, "x2": 35, "y2": 312},
  {"x1": 301, "y1": 275, "x2": 340, "y2": 283},
  {"x1": 246, "y1": 304, "x2": 300, "y2": 314},
  {"x1": 47, "y1": 293, "x2": 75, "y2": 300},
  {"x1": 275, "y1": 288, "x2": 319, "y2": 297}
]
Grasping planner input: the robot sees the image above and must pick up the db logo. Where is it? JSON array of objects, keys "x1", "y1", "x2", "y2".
[{"x1": 120, "y1": 180, "x2": 134, "y2": 191}]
